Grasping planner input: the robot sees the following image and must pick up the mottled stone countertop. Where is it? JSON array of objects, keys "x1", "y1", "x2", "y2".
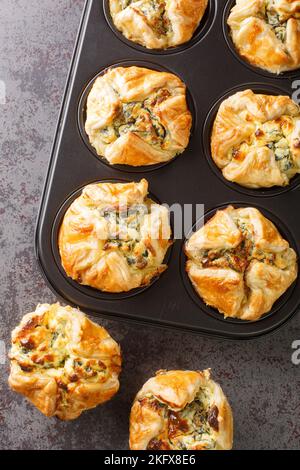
[{"x1": 0, "y1": 0, "x2": 299, "y2": 450}]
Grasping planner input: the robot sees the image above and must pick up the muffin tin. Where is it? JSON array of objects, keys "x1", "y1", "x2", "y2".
[
  {"x1": 35, "y1": 0, "x2": 300, "y2": 339},
  {"x1": 77, "y1": 60, "x2": 197, "y2": 173}
]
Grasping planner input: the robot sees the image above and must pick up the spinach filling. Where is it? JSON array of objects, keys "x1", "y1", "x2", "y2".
[
  {"x1": 199, "y1": 217, "x2": 279, "y2": 275},
  {"x1": 99, "y1": 88, "x2": 170, "y2": 149},
  {"x1": 139, "y1": 0, "x2": 170, "y2": 36},
  {"x1": 17, "y1": 324, "x2": 70, "y2": 370},
  {"x1": 100, "y1": 204, "x2": 152, "y2": 269},
  {"x1": 17, "y1": 323, "x2": 107, "y2": 383},
  {"x1": 200, "y1": 222, "x2": 254, "y2": 274},
  {"x1": 118, "y1": 91, "x2": 168, "y2": 144},
  {"x1": 177, "y1": 391, "x2": 213, "y2": 438},
  {"x1": 201, "y1": 247, "x2": 247, "y2": 273},
  {"x1": 265, "y1": 130, "x2": 294, "y2": 172},
  {"x1": 72, "y1": 358, "x2": 107, "y2": 380},
  {"x1": 265, "y1": 2, "x2": 287, "y2": 42},
  {"x1": 121, "y1": 1, "x2": 171, "y2": 37},
  {"x1": 145, "y1": 388, "x2": 216, "y2": 450},
  {"x1": 231, "y1": 123, "x2": 294, "y2": 175}
]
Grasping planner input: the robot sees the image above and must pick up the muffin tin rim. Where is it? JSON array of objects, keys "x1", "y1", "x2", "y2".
[
  {"x1": 77, "y1": 58, "x2": 197, "y2": 174},
  {"x1": 103, "y1": 0, "x2": 217, "y2": 56},
  {"x1": 202, "y1": 81, "x2": 300, "y2": 198},
  {"x1": 50, "y1": 177, "x2": 174, "y2": 301},
  {"x1": 223, "y1": 0, "x2": 300, "y2": 81},
  {"x1": 180, "y1": 201, "x2": 299, "y2": 325}
]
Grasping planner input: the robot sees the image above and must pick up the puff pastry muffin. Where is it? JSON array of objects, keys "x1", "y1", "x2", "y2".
[
  {"x1": 129, "y1": 370, "x2": 233, "y2": 450},
  {"x1": 228, "y1": 0, "x2": 300, "y2": 74},
  {"x1": 185, "y1": 206, "x2": 298, "y2": 321},
  {"x1": 211, "y1": 90, "x2": 300, "y2": 188},
  {"x1": 109, "y1": 0, "x2": 209, "y2": 50},
  {"x1": 8, "y1": 303, "x2": 122, "y2": 420},
  {"x1": 59, "y1": 179, "x2": 172, "y2": 293},
  {"x1": 85, "y1": 66, "x2": 192, "y2": 166}
]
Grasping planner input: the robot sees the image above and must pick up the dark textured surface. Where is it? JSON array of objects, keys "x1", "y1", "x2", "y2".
[{"x1": 0, "y1": 0, "x2": 299, "y2": 450}]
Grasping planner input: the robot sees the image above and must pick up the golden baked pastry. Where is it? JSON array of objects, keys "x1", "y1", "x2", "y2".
[
  {"x1": 129, "y1": 369, "x2": 233, "y2": 450},
  {"x1": 59, "y1": 179, "x2": 172, "y2": 293},
  {"x1": 211, "y1": 90, "x2": 300, "y2": 188},
  {"x1": 85, "y1": 66, "x2": 192, "y2": 166},
  {"x1": 109, "y1": 0, "x2": 208, "y2": 49},
  {"x1": 228, "y1": 0, "x2": 300, "y2": 74},
  {"x1": 8, "y1": 303, "x2": 122, "y2": 420},
  {"x1": 185, "y1": 206, "x2": 298, "y2": 321}
]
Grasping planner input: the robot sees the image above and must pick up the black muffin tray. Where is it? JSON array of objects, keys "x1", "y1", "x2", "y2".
[{"x1": 35, "y1": 0, "x2": 300, "y2": 339}]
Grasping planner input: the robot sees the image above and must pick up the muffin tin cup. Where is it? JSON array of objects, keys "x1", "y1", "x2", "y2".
[
  {"x1": 223, "y1": 0, "x2": 300, "y2": 80},
  {"x1": 202, "y1": 82, "x2": 300, "y2": 197},
  {"x1": 103, "y1": 0, "x2": 217, "y2": 55},
  {"x1": 51, "y1": 178, "x2": 174, "y2": 301},
  {"x1": 36, "y1": 0, "x2": 300, "y2": 339},
  {"x1": 180, "y1": 202, "x2": 299, "y2": 325},
  {"x1": 78, "y1": 59, "x2": 197, "y2": 174}
]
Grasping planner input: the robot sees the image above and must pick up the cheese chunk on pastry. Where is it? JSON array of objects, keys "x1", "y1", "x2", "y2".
[
  {"x1": 211, "y1": 90, "x2": 300, "y2": 188},
  {"x1": 109, "y1": 0, "x2": 208, "y2": 49},
  {"x1": 59, "y1": 179, "x2": 172, "y2": 293},
  {"x1": 185, "y1": 205, "x2": 298, "y2": 321},
  {"x1": 85, "y1": 66, "x2": 192, "y2": 166},
  {"x1": 129, "y1": 369, "x2": 233, "y2": 450},
  {"x1": 228, "y1": 0, "x2": 300, "y2": 74},
  {"x1": 8, "y1": 303, "x2": 122, "y2": 420}
]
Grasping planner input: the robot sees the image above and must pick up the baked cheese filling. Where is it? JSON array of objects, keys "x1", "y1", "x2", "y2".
[
  {"x1": 98, "y1": 88, "x2": 170, "y2": 152},
  {"x1": 264, "y1": 126, "x2": 293, "y2": 173},
  {"x1": 185, "y1": 204, "x2": 298, "y2": 320},
  {"x1": 144, "y1": 388, "x2": 218, "y2": 450},
  {"x1": 229, "y1": 116, "x2": 297, "y2": 178},
  {"x1": 100, "y1": 202, "x2": 156, "y2": 271},
  {"x1": 12, "y1": 314, "x2": 108, "y2": 402},
  {"x1": 15, "y1": 315, "x2": 69, "y2": 371},
  {"x1": 59, "y1": 180, "x2": 172, "y2": 293},
  {"x1": 265, "y1": 1, "x2": 287, "y2": 42},
  {"x1": 195, "y1": 214, "x2": 293, "y2": 276},
  {"x1": 119, "y1": 0, "x2": 172, "y2": 38}
]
